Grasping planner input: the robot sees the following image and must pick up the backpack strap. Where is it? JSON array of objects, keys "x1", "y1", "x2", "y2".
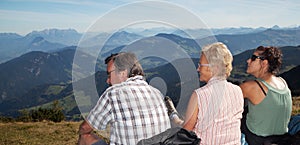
[{"x1": 254, "y1": 80, "x2": 266, "y2": 96}]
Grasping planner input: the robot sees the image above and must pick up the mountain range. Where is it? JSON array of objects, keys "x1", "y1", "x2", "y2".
[
  {"x1": 214, "y1": 28, "x2": 300, "y2": 54},
  {"x1": 0, "y1": 33, "x2": 66, "y2": 63},
  {"x1": 0, "y1": 27, "x2": 300, "y2": 119},
  {"x1": 27, "y1": 29, "x2": 81, "y2": 46},
  {"x1": 1, "y1": 26, "x2": 300, "y2": 63},
  {"x1": 281, "y1": 65, "x2": 300, "y2": 95},
  {"x1": 0, "y1": 45, "x2": 300, "y2": 118}
]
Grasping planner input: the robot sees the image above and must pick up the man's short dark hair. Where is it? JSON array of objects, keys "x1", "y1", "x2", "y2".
[
  {"x1": 106, "y1": 52, "x2": 144, "y2": 77},
  {"x1": 105, "y1": 53, "x2": 119, "y2": 64}
]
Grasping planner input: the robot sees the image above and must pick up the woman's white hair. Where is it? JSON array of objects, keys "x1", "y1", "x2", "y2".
[{"x1": 202, "y1": 42, "x2": 233, "y2": 78}]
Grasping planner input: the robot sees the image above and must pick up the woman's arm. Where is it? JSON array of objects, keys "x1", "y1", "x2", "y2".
[
  {"x1": 240, "y1": 81, "x2": 266, "y2": 105},
  {"x1": 239, "y1": 82, "x2": 250, "y2": 99},
  {"x1": 183, "y1": 92, "x2": 199, "y2": 131}
]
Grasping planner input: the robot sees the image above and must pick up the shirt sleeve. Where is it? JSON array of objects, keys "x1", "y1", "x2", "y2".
[{"x1": 86, "y1": 91, "x2": 112, "y2": 131}]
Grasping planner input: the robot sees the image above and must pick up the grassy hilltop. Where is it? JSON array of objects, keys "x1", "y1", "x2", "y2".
[
  {"x1": 0, "y1": 121, "x2": 110, "y2": 145},
  {"x1": 1, "y1": 96, "x2": 300, "y2": 145}
]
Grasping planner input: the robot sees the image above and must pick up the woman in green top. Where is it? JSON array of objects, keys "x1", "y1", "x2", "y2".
[{"x1": 240, "y1": 46, "x2": 292, "y2": 145}]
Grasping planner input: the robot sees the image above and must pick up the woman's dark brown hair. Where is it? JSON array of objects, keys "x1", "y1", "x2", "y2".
[{"x1": 256, "y1": 46, "x2": 282, "y2": 74}]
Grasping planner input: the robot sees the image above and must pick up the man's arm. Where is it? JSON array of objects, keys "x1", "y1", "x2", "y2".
[{"x1": 79, "y1": 120, "x2": 94, "y2": 135}]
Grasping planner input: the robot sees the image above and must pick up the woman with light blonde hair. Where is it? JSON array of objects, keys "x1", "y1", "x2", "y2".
[{"x1": 184, "y1": 42, "x2": 244, "y2": 144}]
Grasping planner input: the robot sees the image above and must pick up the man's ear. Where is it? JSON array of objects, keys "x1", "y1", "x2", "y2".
[{"x1": 120, "y1": 69, "x2": 128, "y2": 80}]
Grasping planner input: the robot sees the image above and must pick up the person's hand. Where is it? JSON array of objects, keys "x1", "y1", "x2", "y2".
[
  {"x1": 164, "y1": 96, "x2": 176, "y2": 116},
  {"x1": 79, "y1": 120, "x2": 93, "y2": 135},
  {"x1": 164, "y1": 96, "x2": 184, "y2": 125}
]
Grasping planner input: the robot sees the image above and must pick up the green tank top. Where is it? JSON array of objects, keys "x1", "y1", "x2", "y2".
[{"x1": 246, "y1": 78, "x2": 292, "y2": 136}]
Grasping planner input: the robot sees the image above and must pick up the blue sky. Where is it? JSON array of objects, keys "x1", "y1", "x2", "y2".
[{"x1": 0, "y1": 0, "x2": 299, "y2": 35}]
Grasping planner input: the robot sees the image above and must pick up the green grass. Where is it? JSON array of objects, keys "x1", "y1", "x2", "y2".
[
  {"x1": 292, "y1": 96, "x2": 300, "y2": 116},
  {"x1": 0, "y1": 121, "x2": 79, "y2": 145},
  {"x1": 1, "y1": 96, "x2": 299, "y2": 145},
  {"x1": 27, "y1": 94, "x2": 77, "y2": 116},
  {"x1": 45, "y1": 85, "x2": 66, "y2": 95},
  {"x1": 0, "y1": 121, "x2": 109, "y2": 145}
]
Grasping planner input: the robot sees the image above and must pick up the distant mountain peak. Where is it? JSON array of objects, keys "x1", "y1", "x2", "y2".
[
  {"x1": 156, "y1": 33, "x2": 181, "y2": 38},
  {"x1": 23, "y1": 28, "x2": 82, "y2": 46},
  {"x1": 31, "y1": 36, "x2": 45, "y2": 44},
  {"x1": 111, "y1": 30, "x2": 141, "y2": 37},
  {"x1": 30, "y1": 28, "x2": 79, "y2": 35},
  {"x1": 272, "y1": 25, "x2": 280, "y2": 29},
  {"x1": 0, "y1": 33, "x2": 22, "y2": 39}
]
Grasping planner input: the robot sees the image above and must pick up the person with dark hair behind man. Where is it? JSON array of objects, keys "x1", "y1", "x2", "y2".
[
  {"x1": 78, "y1": 52, "x2": 171, "y2": 145},
  {"x1": 240, "y1": 46, "x2": 292, "y2": 145}
]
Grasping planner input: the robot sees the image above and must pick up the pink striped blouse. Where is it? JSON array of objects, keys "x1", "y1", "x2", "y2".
[{"x1": 193, "y1": 78, "x2": 244, "y2": 145}]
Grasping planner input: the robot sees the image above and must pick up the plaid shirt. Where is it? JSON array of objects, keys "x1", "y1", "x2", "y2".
[{"x1": 87, "y1": 75, "x2": 171, "y2": 145}]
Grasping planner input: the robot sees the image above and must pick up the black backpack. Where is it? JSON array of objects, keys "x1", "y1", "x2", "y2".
[{"x1": 137, "y1": 127, "x2": 201, "y2": 145}]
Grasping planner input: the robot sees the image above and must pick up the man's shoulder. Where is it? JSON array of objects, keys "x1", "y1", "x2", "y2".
[{"x1": 106, "y1": 79, "x2": 152, "y2": 92}]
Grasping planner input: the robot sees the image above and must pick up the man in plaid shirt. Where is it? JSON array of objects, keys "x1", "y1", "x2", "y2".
[{"x1": 78, "y1": 52, "x2": 171, "y2": 145}]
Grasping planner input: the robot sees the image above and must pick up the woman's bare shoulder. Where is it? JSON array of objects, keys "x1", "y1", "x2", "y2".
[{"x1": 240, "y1": 80, "x2": 257, "y2": 89}]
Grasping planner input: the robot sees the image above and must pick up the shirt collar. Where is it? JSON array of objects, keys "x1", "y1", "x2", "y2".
[
  {"x1": 125, "y1": 75, "x2": 144, "y2": 82},
  {"x1": 207, "y1": 76, "x2": 226, "y2": 84}
]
